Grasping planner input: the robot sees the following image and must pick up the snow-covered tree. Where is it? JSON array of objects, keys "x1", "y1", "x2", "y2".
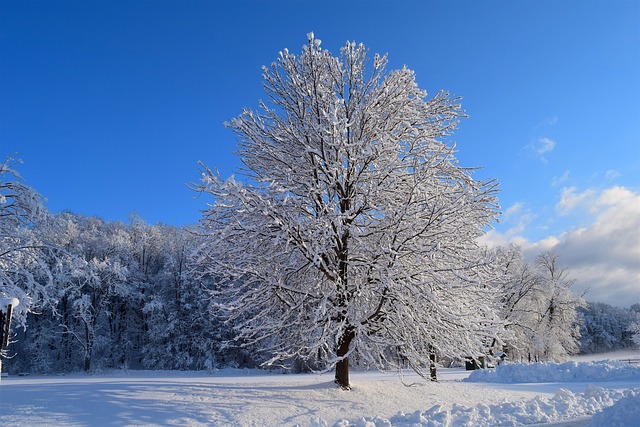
[
  {"x1": 630, "y1": 304, "x2": 640, "y2": 349},
  {"x1": 533, "y1": 252, "x2": 584, "y2": 360},
  {"x1": 196, "y1": 34, "x2": 504, "y2": 389},
  {"x1": 141, "y1": 224, "x2": 221, "y2": 371},
  {"x1": 578, "y1": 302, "x2": 639, "y2": 353},
  {"x1": 0, "y1": 156, "x2": 50, "y2": 330},
  {"x1": 41, "y1": 215, "x2": 132, "y2": 371},
  {"x1": 5, "y1": 211, "x2": 226, "y2": 374},
  {"x1": 495, "y1": 248, "x2": 585, "y2": 362},
  {"x1": 491, "y1": 245, "x2": 540, "y2": 358},
  {"x1": 630, "y1": 323, "x2": 640, "y2": 348}
]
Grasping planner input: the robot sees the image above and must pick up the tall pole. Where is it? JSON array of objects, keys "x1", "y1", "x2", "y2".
[
  {"x1": 0, "y1": 310, "x2": 5, "y2": 350},
  {"x1": 1, "y1": 305, "x2": 12, "y2": 348},
  {"x1": 1, "y1": 297, "x2": 20, "y2": 382}
]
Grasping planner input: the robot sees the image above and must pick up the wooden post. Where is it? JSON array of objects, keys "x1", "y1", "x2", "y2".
[
  {"x1": 1, "y1": 304, "x2": 12, "y2": 349},
  {"x1": 1, "y1": 298, "x2": 19, "y2": 382},
  {"x1": 0, "y1": 309, "x2": 6, "y2": 349},
  {"x1": 429, "y1": 344, "x2": 437, "y2": 382},
  {"x1": 0, "y1": 304, "x2": 9, "y2": 383}
]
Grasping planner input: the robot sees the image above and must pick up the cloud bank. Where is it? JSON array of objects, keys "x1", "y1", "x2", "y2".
[{"x1": 482, "y1": 186, "x2": 640, "y2": 308}]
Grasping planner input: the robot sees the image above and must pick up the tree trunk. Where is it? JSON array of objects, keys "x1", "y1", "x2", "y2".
[
  {"x1": 83, "y1": 320, "x2": 92, "y2": 372},
  {"x1": 334, "y1": 328, "x2": 355, "y2": 390}
]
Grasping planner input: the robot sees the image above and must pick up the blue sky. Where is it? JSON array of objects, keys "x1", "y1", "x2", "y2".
[{"x1": 1, "y1": 0, "x2": 638, "y2": 306}]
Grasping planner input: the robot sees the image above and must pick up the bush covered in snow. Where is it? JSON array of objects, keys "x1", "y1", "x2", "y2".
[{"x1": 464, "y1": 360, "x2": 640, "y2": 383}]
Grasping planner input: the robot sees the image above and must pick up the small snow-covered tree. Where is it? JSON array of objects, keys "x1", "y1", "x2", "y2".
[
  {"x1": 491, "y1": 245, "x2": 540, "y2": 358},
  {"x1": 630, "y1": 304, "x2": 640, "y2": 348},
  {"x1": 630, "y1": 323, "x2": 640, "y2": 348},
  {"x1": 196, "y1": 34, "x2": 504, "y2": 388},
  {"x1": 496, "y1": 249, "x2": 584, "y2": 362},
  {"x1": 0, "y1": 156, "x2": 50, "y2": 329},
  {"x1": 533, "y1": 252, "x2": 584, "y2": 360}
]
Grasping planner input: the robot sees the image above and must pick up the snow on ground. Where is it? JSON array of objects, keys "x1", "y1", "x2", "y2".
[
  {"x1": 0, "y1": 351, "x2": 638, "y2": 426},
  {"x1": 590, "y1": 392, "x2": 640, "y2": 427},
  {"x1": 331, "y1": 386, "x2": 639, "y2": 427},
  {"x1": 464, "y1": 360, "x2": 640, "y2": 383}
]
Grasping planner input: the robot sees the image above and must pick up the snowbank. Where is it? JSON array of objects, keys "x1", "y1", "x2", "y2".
[
  {"x1": 464, "y1": 360, "x2": 640, "y2": 383},
  {"x1": 590, "y1": 391, "x2": 640, "y2": 427},
  {"x1": 327, "y1": 386, "x2": 639, "y2": 427},
  {"x1": 0, "y1": 297, "x2": 19, "y2": 311}
]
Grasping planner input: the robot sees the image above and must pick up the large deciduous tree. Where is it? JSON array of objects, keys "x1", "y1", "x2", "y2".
[{"x1": 196, "y1": 34, "x2": 503, "y2": 389}]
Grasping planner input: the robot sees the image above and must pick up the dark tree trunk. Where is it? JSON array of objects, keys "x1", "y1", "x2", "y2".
[
  {"x1": 334, "y1": 328, "x2": 355, "y2": 390},
  {"x1": 0, "y1": 310, "x2": 6, "y2": 349},
  {"x1": 83, "y1": 320, "x2": 91, "y2": 372},
  {"x1": 61, "y1": 297, "x2": 72, "y2": 369}
]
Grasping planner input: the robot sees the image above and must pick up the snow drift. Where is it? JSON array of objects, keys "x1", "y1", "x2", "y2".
[
  {"x1": 464, "y1": 360, "x2": 640, "y2": 383},
  {"x1": 590, "y1": 392, "x2": 640, "y2": 427},
  {"x1": 326, "y1": 386, "x2": 639, "y2": 427}
]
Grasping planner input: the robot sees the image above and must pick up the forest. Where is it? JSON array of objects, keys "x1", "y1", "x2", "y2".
[{"x1": 1, "y1": 156, "x2": 638, "y2": 376}]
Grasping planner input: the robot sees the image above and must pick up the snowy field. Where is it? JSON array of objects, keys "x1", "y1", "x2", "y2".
[{"x1": 0, "y1": 351, "x2": 638, "y2": 426}]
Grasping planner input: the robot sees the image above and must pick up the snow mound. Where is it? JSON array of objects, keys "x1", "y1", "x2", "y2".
[
  {"x1": 0, "y1": 297, "x2": 19, "y2": 310},
  {"x1": 464, "y1": 360, "x2": 640, "y2": 383},
  {"x1": 590, "y1": 391, "x2": 640, "y2": 427},
  {"x1": 328, "y1": 386, "x2": 639, "y2": 427}
]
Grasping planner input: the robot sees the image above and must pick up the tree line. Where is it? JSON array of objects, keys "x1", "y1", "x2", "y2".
[
  {"x1": 4, "y1": 155, "x2": 636, "y2": 377},
  {"x1": 2, "y1": 209, "x2": 223, "y2": 373},
  {"x1": 5, "y1": 159, "x2": 640, "y2": 373}
]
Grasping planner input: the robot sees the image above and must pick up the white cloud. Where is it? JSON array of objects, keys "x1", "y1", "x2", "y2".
[
  {"x1": 605, "y1": 169, "x2": 621, "y2": 181},
  {"x1": 504, "y1": 202, "x2": 524, "y2": 219},
  {"x1": 484, "y1": 202, "x2": 536, "y2": 245},
  {"x1": 483, "y1": 186, "x2": 640, "y2": 307},
  {"x1": 524, "y1": 136, "x2": 557, "y2": 163},
  {"x1": 556, "y1": 186, "x2": 596, "y2": 216},
  {"x1": 525, "y1": 117, "x2": 559, "y2": 162},
  {"x1": 552, "y1": 170, "x2": 570, "y2": 187},
  {"x1": 535, "y1": 137, "x2": 556, "y2": 154},
  {"x1": 546, "y1": 116, "x2": 559, "y2": 126}
]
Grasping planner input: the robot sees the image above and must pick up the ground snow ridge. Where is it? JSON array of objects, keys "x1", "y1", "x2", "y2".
[
  {"x1": 316, "y1": 360, "x2": 640, "y2": 427},
  {"x1": 321, "y1": 386, "x2": 639, "y2": 427},
  {"x1": 464, "y1": 360, "x2": 640, "y2": 383}
]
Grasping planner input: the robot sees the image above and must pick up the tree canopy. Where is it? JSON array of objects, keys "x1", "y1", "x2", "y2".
[{"x1": 196, "y1": 34, "x2": 504, "y2": 389}]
